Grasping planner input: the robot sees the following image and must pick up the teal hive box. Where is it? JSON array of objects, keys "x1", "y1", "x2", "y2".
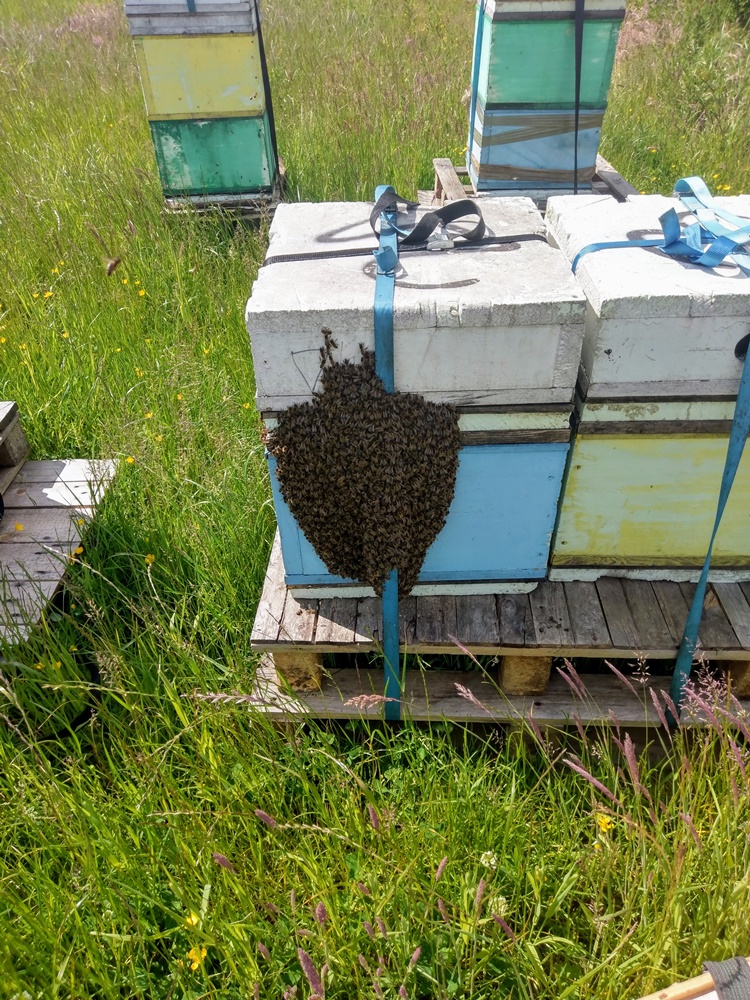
[{"x1": 467, "y1": 0, "x2": 624, "y2": 191}]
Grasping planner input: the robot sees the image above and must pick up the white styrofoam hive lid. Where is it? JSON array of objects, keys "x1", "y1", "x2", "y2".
[
  {"x1": 124, "y1": 0, "x2": 258, "y2": 34},
  {"x1": 246, "y1": 197, "x2": 587, "y2": 411},
  {"x1": 546, "y1": 193, "x2": 750, "y2": 398}
]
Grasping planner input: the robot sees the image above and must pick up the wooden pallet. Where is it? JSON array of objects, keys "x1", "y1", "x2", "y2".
[
  {"x1": 0, "y1": 453, "x2": 116, "y2": 642},
  {"x1": 420, "y1": 153, "x2": 639, "y2": 208},
  {"x1": 250, "y1": 533, "x2": 750, "y2": 721}
]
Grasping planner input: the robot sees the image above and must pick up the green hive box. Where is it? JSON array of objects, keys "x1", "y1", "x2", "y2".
[{"x1": 149, "y1": 114, "x2": 276, "y2": 196}]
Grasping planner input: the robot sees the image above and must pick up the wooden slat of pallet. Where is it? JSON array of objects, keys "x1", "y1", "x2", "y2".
[
  {"x1": 249, "y1": 670, "x2": 745, "y2": 726},
  {"x1": 621, "y1": 579, "x2": 671, "y2": 651},
  {"x1": 596, "y1": 578, "x2": 640, "y2": 650},
  {"x1": 0, "y1": 580, "x2": 60, "y2": 625},
  {"x1": 416, "y1": 595, "x2": 458, "y2": 646},
  {"x1": 564, "y1": 581, "x2": 610, "y2": 646},
  {"x1": 680, "y1": 583, "x2": 741, "y2": 651},
  {"x1": 315, "y1": 597, "x2": 357, "y2": 646},
  {"x1": 652, "y1": 580, "x2": 690, "y2": 646},
  {"x1": 250, "y1": 534, "x2": 287, "y2": 644},
  {"x1": 0, "y1": 543, "x2": 71, "y2": 582},
  {"x1": 399, "y1": 595, "x2": 417, "y2": 645},
  {"x1": 279, "y1": 590, "x2": 318, "y2": 644},
  {"x1": 12, "y1": 458, "x2": 114, "y2": 484},
  {"x1": 433, "y1": 158, "x2": 468, "y2": 203},
  {"x1": 739, "y1": 581, "x2": 750, "y2": 609},
  {"x1": 4, "y1": 479, "x2": 107, "y2": 508},
  {"x1": 714, "y1": 583, "x2": 750, "y2": 649},
  {"x1": 0, "y1": 508, "x2": 85, "y2": 547},
  {"x1": 528, "y1": 580, "x2": 572, "y2": 646},
  {"x1": 455, "y1": 594, "x2": 500, "y2": 646},
  {"x1": 594, "y1": 154, "x2": 640, "y2": 202},
  {"x1": 497, "y1": 593, "x2": 533, "y2": 646},
  {"x1": 0, "y1": 459, "x2": 27, "y2": 497},
  {"x1": 355, "y1": 597, "x2": 381, "y2": 644}
]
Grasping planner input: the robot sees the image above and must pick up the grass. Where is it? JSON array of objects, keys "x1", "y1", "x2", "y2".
[{"x1": 1, "y1": 0, "x2": 750, "y2": 995}]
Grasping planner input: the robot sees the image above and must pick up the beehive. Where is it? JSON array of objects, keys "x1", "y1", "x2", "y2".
[
  {"x1": 246, "y1": 197, "x2": 587, "y2": 594},
  {"x1": 124, "y1": 0, "x2": 277, "y2": 200},
  {"x1": 468, "y1": 0, "x2": 624, "y2": 192},
  {"x1": 547, "y1": 192, "x2": 750, "y2": 578}
]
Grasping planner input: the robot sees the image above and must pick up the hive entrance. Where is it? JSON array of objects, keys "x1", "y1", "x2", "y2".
[{"x1": 268, "y1": 331, "x2": 461, "y2": 597}]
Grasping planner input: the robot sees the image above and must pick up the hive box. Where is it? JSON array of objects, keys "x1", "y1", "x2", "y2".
[
  {"x1": 550, "y1": 398, "x2": 750, "y2": 580},
  {"x1": 247, "y1": 197, "x2": 586, "y2": 594},
  {"x1": 467, "y1": 0, "x2": 624, "y2": 191},
  {"x1": 124, "y1": 0, "x2": 259, "y2": 36},
  {"x1": 546, "y1": 193, "x2": 750, "y2": 398},
  {"x1": 246, "y1": 198, "x2": 586, "y2": 411}
]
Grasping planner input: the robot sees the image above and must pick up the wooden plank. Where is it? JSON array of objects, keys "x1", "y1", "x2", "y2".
[
  {"x1": 247, "y1": 671, "x2": 743, "y2": 728},
  {"x1": 652, "y1": 581, "x2": 690, "y2": 646},
  {"x1": 528, "y1": 581, "x2": 572, "y2": 647},
  {"x1": 250, "y1": 534, "x2": 287, "y2": 644},
  {"x1": 315, "y1": 598, "x2": 357, "y2": 646},
  {"x1": 621, "y1": 579, "x2": 671, "y2": 650},
  {"x1": 455, "y1": 594, "x2": 500, "y2": 646},
  {"x1": 680, "y1": 583, "x2": 741, "y2": 651},
  {"x1": 497, "y1": 593, "x2": 533, "y2": 646},
  {"x1": 0, "y1": 543, "x2": 74, "y2": 582},
  {"x1": 740, "y1": 581, "x2": 750, "y2": 607},
  {"x1": 0, "y1": 459, "x2": 25, "y2": 497},
  {"x1": 399, "y1": 595, "x2": 417, "y2": 646},
  {"x1": 3, "y1": 480, "x2": 106, "y2": 508},
  {"x1": 0, "y1": 509, "x2": 84, "y2": 547},
  {"x1": 713, "y1": 583, "x2": 750, "y2": 649},
  {"x1": 13, "y1": 459, "x2": 115, "y2": 485},
  {"x1": 594, "y1": 154, "x2": 640, "y2": 202},
  {"x1": 0, "y1": 402, "x2": 17, "y2": 434},
  {"x1": 0, "y1": 580, "x2": 60, "y2": 625},
  {"x1": 563, "y1": 581, "x2": 610, "y2": 647},
  {"x1": 416, "y1": 596, "x2": 458, "y2": 646},
  {"x1": 433, "y1": 158, "x2": 467, "y2": 203},
  {"x1": 0, "y1": 415, "x2": 29, "y2": 468},
  {"x1": 354, "y1": 597, "x2": 381, "y2": 645},
  {"x1": 278, "y1": 590, "x2": 317, "y2": 645},
  {"x1": 596, "y1": 578, "x2": 640, "y2": 650}
]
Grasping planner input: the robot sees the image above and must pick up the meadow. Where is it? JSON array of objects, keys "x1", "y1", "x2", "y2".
[{"x1": 1, "y1": 0, "x2": 750, "y2": 995}]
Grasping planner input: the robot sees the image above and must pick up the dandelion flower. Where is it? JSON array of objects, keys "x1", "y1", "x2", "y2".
[
  {"x1": 125, "y1": 456, "x2": 135, "y2": 464},
  {"x1": 15, "y1": 523, "x2": 23, "y2": 531},
  {"x1": 145, "y1": 553, "x2": 155, "y2": 565},
  {"x1": 188, "y1": 946, "x2": 207, "y2": 971}
]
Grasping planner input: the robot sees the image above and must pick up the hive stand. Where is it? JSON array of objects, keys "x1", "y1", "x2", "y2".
[
  {"x1": 0, "y1": 405, "x2": 115, "y2": 642},
  {"x1": 249, "y1": 533, "x2": 750, "y2": 724},
  {"x1": 419, "y1": 154, "x2": 639, "y2": 208}
]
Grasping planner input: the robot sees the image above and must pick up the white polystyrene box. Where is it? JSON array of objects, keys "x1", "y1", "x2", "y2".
[
  {"x1": 546, "y1": 193, "x2": 750, "y2": 399},
  {"x1": 246, "y1": 198, "x2": 586, "y2": 411}
]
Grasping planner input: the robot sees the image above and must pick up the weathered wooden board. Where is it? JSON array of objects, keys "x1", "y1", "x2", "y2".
[
  {"x1": 246, "y1": 199, "x2": 585, "y2": 411},
  {"x1": 0, "y1": 458, "x2": 116, "y2": 643},
  {"x1": 248, "y1": 666, "x2": 747, "y2": 726},
  {"x1": 124, "y1": 0, "x2": 259, "y2": 36},
  {"x1": 252, "y1": 537, "x2": 750, "y2": 660},
  {"x1": 135, "y1": 34, "x2": 264, "y2": 120},
  {"x1": 552, "y1": 434, "x2": 750, "y2": 568}
]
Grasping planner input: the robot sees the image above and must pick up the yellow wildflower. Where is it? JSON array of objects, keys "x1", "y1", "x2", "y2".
[
  {"x1": 593, "y1": 841, "x2": 602, "y2": 852},
  {"x1": 595, "y1": 813, "x2": 614, "y2": 834},
  {"x1": 176, "y1": 393, "x2": 183, "y2": 400},
  {"x1": 74, "y1": 546, "x2": 84, "y2": 555},
  {"x1": 243, "y1": 403, "x2": 251, "y2": 409},
  {"x1": 144, "y1": 412, "x2": 153, "y2": 419},
  {"x1": 76, "y1": 518, "x2": 85, "y2": 526},
  {"x1": 185, "y1": 912, "x2": 200, "y2": 928},
  {"x1": 62, "y1": 331, "x2": 69, "y2": 338},
  {"x1": 135, "y1": 279, "x2": 141, "y2": 285},
  {"x1": 122, "y1": 278, "x2": 128, "y2": 285},
  {"x1": 135, "y1": 367, "x2": 143, "y2": 377},
  {"x1": 52, "y1": 268, "x2": 59, "y2": 274},
  {"x1": 32, "y1": 292, "x2": 39, "y2": 299},
  {"x1": 138, "y1": 289, "x2": 145, "y2": 297},
  {"x1": 34, "y1": 663, "x2": 44, "y2": 671},
  {"x1": 69, "y1": 645, "x2": 78, "y2": 652},
  {"x1": 59, "y1": 260, "x2": 65, "y2": 267},
  {"x1": 115, "y1": 348, "x2": 121, "y2": 352},
  {"x1": 144, "y1": 553, "x2": 155, "y2": 565},
  {"x1": 203, "y1": 348, "x2": 210, "y2": 355},
  {"x1": 125, "y1": 456, "x2": 135, "y2": 464},
  {"x1": 0, "y1": 338, "x2": 5, "y2": 344},
  {"x1": 188, "y1": 946, "x2": 207, "y2": 971},
  {"x1": 145, "y1": 338, "x2": 151, "y2": 344},
  {"x1": 15, "y1": 523, "x2": 23, "y2": 532},
  {"x1": 43, "y1": 291, "x2": 53, "y2": 299},
  {"x1": 52, "y1": 661, "x2": 62, "y2": 670},
  {"x1": 155, "y1": 434, "x2": 163, "y2": 442},
  {"x1": 20, "y1": 343, "x2": 26, "y2": 349}
]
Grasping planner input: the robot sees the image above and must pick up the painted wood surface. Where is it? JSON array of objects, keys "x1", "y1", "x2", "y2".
[
  {"x1": 150, "y1": 113, "x2": 274, "y2": 195},
  {"x1": 124, "y1": 0, "x2": 259, "y2": 36},
  {"x1": 469, "y1": 105, "x2": 603, "y2": 190},
  {"x1": 553, "y1": 434, "x2": 750, "y2": 567},
  {"x1": 249, "y1": 661, "x2": 750, "y2": 725},
  {"x1": 0, "y1": 459, "x2": 115, "y2": 642},
  {"x1": 135, "y1": 34, "x2": 264, "y2": 119},
  {"x1": 268, "y1": 442, "x2": 570, "y2": 587},
  {"x1": 475, "y1": 11, "x2": 622, "y2": 108},
  {"x1": 251, "y1": 532, "x2": 750, "y2": 659},
  {"x1": 546, "y1": 193, "x2": 750, "y2": 397},
  {"x1": 246, "y1": 199, "x2": 586, "y2": 410}
]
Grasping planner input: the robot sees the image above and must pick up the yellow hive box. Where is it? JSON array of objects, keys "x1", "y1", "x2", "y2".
[{"x1": 134, "y1": 33, "x2": 265, "y2": 120}]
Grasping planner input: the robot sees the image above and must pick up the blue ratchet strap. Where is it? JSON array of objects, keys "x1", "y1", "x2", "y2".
[
  {"x1": 373, "y1": 184, "x2": 401, "y2": 720},
  {"x1": 186, "y1": 0, "x2": 196, "y2": 11},
  {"x1": 467, "y1": 0, "x2": 487, "y2": 176},
  {"x1": 669, "y1": 344, "x2": 750, "y2": 718}
]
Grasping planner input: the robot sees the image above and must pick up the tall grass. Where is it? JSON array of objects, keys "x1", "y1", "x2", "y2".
[{"x1": 2, "y1": 0, "x2": 750, "y2": 996}]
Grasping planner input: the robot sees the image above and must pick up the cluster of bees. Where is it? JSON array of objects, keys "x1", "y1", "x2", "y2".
[{"x1": 268, "y1": 331, "x2": 461, "y2": 597}]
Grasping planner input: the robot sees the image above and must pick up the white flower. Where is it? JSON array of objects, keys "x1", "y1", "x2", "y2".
[
  {"x1": 479, "y1": 851, "x2": 498, "y2": 870},
  {"x1": 487, "y1": 893, "x2": 508, "y2": 917}
]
